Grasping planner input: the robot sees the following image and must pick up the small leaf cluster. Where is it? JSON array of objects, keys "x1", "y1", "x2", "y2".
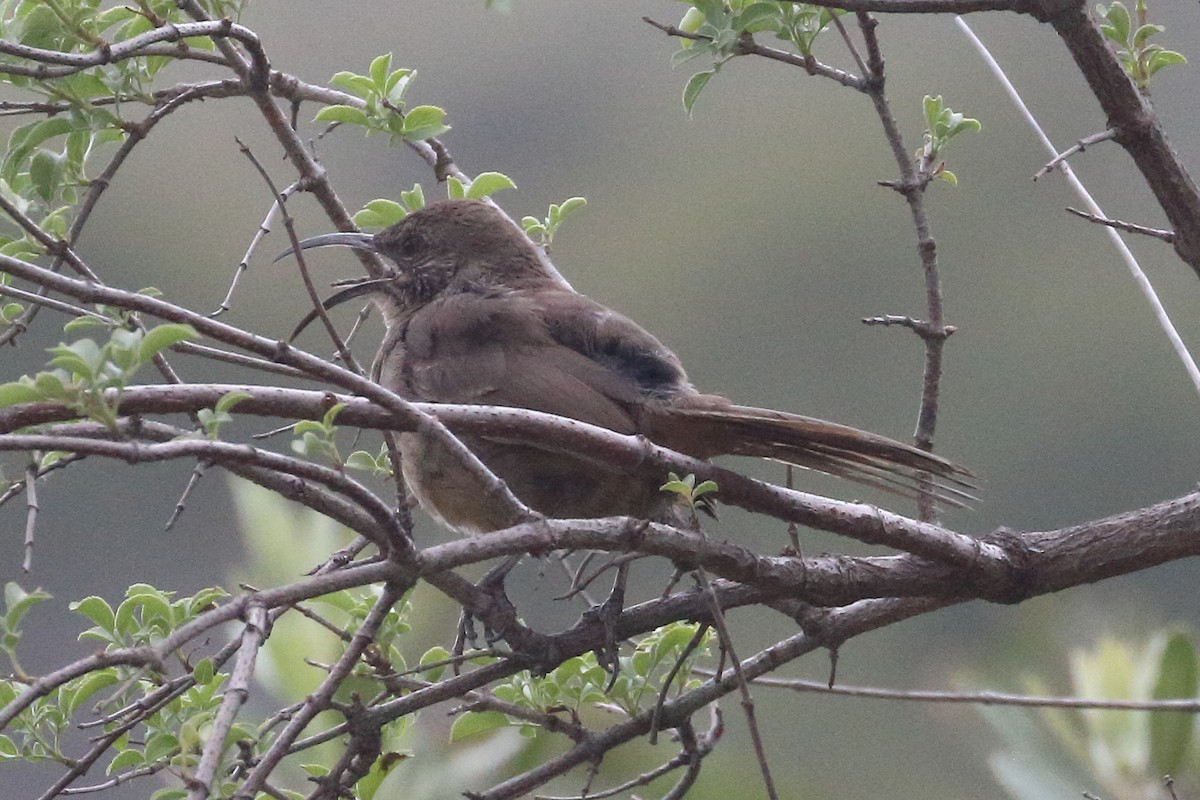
[
  {"x1": 521, "y1": 196, "x2": 586, "y2": 248},
  {"x1": 660, "y1": 471, "x2": 718, "y2": 512},
  {"x1": 446, "y1": 171, "x2": 517, "y2": 202},
  {"x1": 315, "y1": 53, "x2": 450, "y2": 144},
  {"x1": 606, "y1": 621, "x2": 713, "y2": 715},
  {"x1": 351, "y1": 172, "x2": 517, "y2": 232},
  {"x1": 73, "y1": 583, "x2": 230, "y2": 650},
  {"x1": 984, "y1": 631, "x2": 1200, "y2": 800},
  {"x1": 0, "y1": 274, "x2": 27, "y2": 327},
  {"x1": 0, "y1": 322, "x2": 198, "y2": 427},
  {"x1": 919, "y1": 95, "x2": 981, "y2": 186},
  {"x1": 670, "y1": 1, "x2": 842, "y2": 115},
  {"x1": 0, "y1": 581, "x2": 52, "y2": 679},
  {"x1": 352, "y1": 183, "x2": 427, "y2": 229},
  {"x1": 1096, "y1": 1, "x2": 1186, "y2": 91},
  {"x1": 454, "y1": 622, "x2": 712, "y2": 740},
  {"x1": 0, "y1": 578, "x2": 421, "y2": 800},
  {"x1": 0, "y1": 1, "x2": 238, "y2": 233},
  {"x1": 345, "y1": 443, "x2": 395, "y2": 478},
  {"x1": 291, "y1": 402, "x2": 346, "y2": 465},
  {"x1": 317, "y1": 586, "x2": 413, "y2": 674},
  {"x1": 0, "y1": 583, "x2": 234, "y2": 791},
  {"x1": 197, "y1": 389, "x2": 251, "y2": 439}
]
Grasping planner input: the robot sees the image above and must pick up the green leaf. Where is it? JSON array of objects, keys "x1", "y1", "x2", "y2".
[
  {"x1": 420, "y1": 645, "x2": 451, "y2": 682},
  {"x1": 192, "y1": 658, "x2": 215, "y2": 686},
  {"x1": 0, "y1": 734, "x2": 18, "y2": 758},
  {"x1": 321, "y1": 402, "x2": 345, "y2": 429},
  {"x1": 49, "y1": 338, "x2": 103, "y2": 378},
  {"x1": 5, "y1": 582, "x2": 52, "y2": 629},
  {"x1": 1149, "y1": 632, "x2": 1197, "y2": 774},
  {"x1": 29, "y1": 149, "x2": 61, "y2": 204},
  {"x1": 1104, "y1": 2, "x2": 1131, "y2": 44},
  {"x1": 69, "y1": 596, "x2": 115, "y2": 631},
  {"x1": 353, "y1": 208, "x2": 391, "y2": 228},
  {"x1": 314, "y1": 105, "x2": 370, "y2": 126},
  {"x1": 9, "y1": 116, "x2": 74, "y2": 157},
  {"x1": 359, "y1": 199, "x2": 406, "y2": 227},
  {"x1": 0, "y1": 381, "x2": 42, "y2": 407},
  {"x1": 149, "y1": 788, "x2": 189, "y2": 800},
  {"x1": 385, "y1": 69, "x2": 413, "y2": 106},
  {"x1": 924, "y1": 95, "x2": 945, "y2": 132},
  {"x1": 215, "y1": 390, "x2": 252, "y2": 415},
  {"x1": 369, "y1": 53, "x2": 392, "y2": 89},
  {"x1": 465, "y1": 172, "x2": 516, "y2": 200},
  {"x1": 447, "y1": 177, "x2": 465, "y2": 200},
  {"x1": 62, "y1": 670, "x2": 118, "y2": 715},
  {"x1": 671, "y1": 42, "x2": 715, "y2": 67},
  {"x1": 449, "y1": 710, "x2": 511, "y2": 741},
  {"x1": 345, "y1": 451, "x2": 381, "y2": 472},
  {"x1": 33, "y1": 371, "x2": 68, "y2": 399},
  {"x1": 682, "y1": 70, "x2": 714, "y2": 116},
  {"x1": 679, "y1": 6, "x2": 706, "y2": 36},
  {"x1": 401, "y1": 105, "x2": 450, "y2": 141},
  {"x1": 62, "y1": 315, "x2": 111, "y2": 332},
  {"x1": 735, "y1": 2, "x2": 782, "y2": 33},
  {"x1": 1146, "y1": 49, "x2": 1186, "y2": 76},
  {"x1": 292, "y1": 420, "x2": 325, "y2": 436},
  {"x1": 107, "y1": 748, "x2": 144, "y2": 774},
  {"x1": 556, "y1": 196, "x2": 587, "y2": 219},
  {"x1": 143, "y1": 731, "x2": 180, "y2": 764},
  {"x1": 40, "y1": 451, "x2": 68, "y2": 468},
  {"x1": 1132, "y1": 22, "x2": 1164, "y2": 48},
  {"x1": 330, "y1": 72, "x2": 376, "y2": 99},
  {"x1": 400, "y1": 183, "x2": 425, "y2": 211},
  {"x1": 138, "y1": 324, "x2": 197, "y2": 362}
]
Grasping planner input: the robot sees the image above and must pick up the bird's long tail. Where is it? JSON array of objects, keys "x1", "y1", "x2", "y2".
[{"x1": 648, "y1": 400, "x2": 976, "y2": 506}]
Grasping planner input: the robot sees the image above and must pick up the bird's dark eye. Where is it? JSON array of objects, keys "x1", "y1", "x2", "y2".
[{"x1": 397, "y1": 233, "x2": 423, "y2": 258}]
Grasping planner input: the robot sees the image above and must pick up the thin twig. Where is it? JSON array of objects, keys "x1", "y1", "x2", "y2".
[
  {"x1": 0, "y1": 282, "x2": 107, "y2": 320},
  {"x1": 1034, "y1": 128, "x2": 1116, "y2": 180},
  {"x1": 235, "y1": 138, "x2": 363, "y2": 375},
  {"x1": 165, "y1": 461, "x2": 209, "y2": 531},
  {"x1": 737, "y1": 673, "x2": 1200, "y2": 711},
  {"x1": 23, "y1": 462, "x2": 38, "y2": 572},
  {"x1": 211, "y1": 185, "x2": 292, "y2": 317},
  {"x1": 1065, "y1": 206, "x2": 1175, "y2": 243},
  {"x1": 642, "y1": 16, "x2": 864, "y2": 90},
  {"x1": 855, "y1": 11, "x2": 949, "y2": 522},
  {"x1": 187, "y1": 604, "x2": 268, "y2": 800},
  {"x1": 694, "y1": 566, "x2": 777, "y2": 800}
]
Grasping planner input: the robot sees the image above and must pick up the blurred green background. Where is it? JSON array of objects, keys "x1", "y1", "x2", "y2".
[{"x1": 3, "y1": 1, "x2": 1200, "y2": 798}]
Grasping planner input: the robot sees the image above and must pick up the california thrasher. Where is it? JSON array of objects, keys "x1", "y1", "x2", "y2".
[{"x1": 285, "y1": 199, "x2": 973, "y2": 532}]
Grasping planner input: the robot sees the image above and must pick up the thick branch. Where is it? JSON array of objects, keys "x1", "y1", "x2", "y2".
[{"x1": 0, "y1": 384, "x2": 985, "y2": 565}]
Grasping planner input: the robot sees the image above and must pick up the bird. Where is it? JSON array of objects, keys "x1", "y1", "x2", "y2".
[{"x1": 283, "y1": 199, "x2": 973, "y2": 533}]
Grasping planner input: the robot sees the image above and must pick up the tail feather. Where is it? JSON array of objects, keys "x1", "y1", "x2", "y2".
[{"x1": 647, "y1": 401, "x2": 976, "y2": 507}]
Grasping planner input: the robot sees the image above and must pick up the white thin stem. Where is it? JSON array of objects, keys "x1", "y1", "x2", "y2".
[{"x1": 955, "y1": 16, "x2": 1200, "y2": 398}]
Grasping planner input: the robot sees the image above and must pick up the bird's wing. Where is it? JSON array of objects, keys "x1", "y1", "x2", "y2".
[
  {"x1": 531, "y1": 290, "x2": 691, "y2": 399},
  {"x1": 397, "y1": 289, "x2": 678, "y2": 434}
]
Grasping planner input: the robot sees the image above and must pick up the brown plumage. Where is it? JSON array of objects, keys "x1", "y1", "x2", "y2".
[{"x1": 287, "y1": 199, "x2": 973, "y2": 532}]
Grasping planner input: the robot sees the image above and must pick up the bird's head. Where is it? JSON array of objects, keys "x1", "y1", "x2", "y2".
[{"x1": 279, "y1": 199, "x2": 555, "y2": 339}]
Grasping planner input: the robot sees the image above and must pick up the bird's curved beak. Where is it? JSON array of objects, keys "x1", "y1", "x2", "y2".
[
  {"x1": 274, "y1": 231, "x2": 378, "y2": 263},
  {"x1": 277, "y1": 231, "x2": 388, "y2": 342}
]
